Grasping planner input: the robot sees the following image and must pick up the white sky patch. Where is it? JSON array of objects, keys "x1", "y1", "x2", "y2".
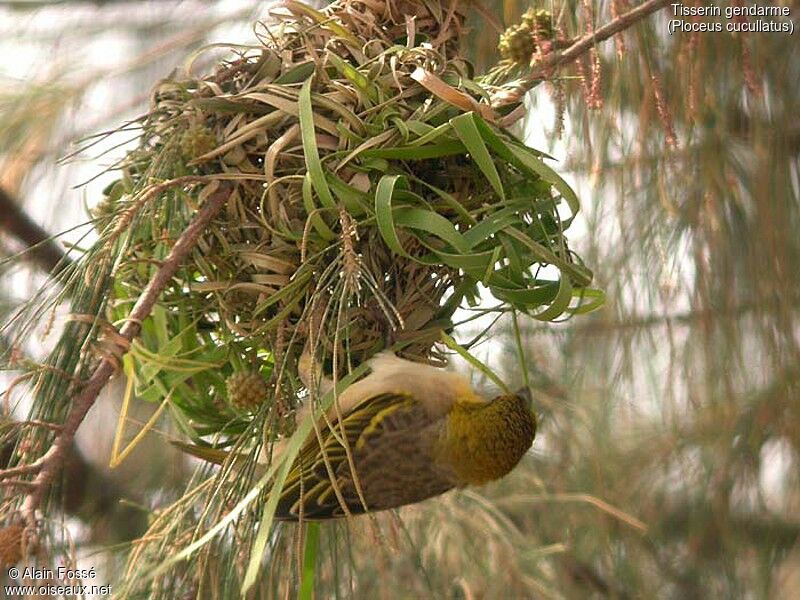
[{"x1": 760, "y1": 438, "x2": 798, "y2": 513}]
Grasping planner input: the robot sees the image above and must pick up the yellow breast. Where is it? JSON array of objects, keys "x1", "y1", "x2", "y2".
[{"x1": 435, "y1": 394, "x2": 536, "y2": 486}]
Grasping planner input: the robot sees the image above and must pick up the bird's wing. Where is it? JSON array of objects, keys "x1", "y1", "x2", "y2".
[{"x1": 274, "y1": 392, "x2": 454, "y2": 520}]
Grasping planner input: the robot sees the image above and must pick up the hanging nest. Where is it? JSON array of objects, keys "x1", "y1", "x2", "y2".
[{"x1": 93, "y1": 0, "x2": 600, "y2": 444}]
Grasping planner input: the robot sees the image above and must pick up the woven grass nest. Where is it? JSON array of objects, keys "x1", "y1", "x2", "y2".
[{"x1": 94, "y1": 0, "x2": 600, "y2": 441}]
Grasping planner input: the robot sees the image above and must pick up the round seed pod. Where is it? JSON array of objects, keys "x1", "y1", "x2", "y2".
[
  {"x1": 498, "y1": 22, "x2": 535, "y2": 64},
  {"x1": 91, "y1": 194, "x2": 118, "y2": 232},
  {"x1": 179, "y1": 124, "x2": 217, "y2": 160},
  {"x1": 522, "y1": 8, "x2": 555, "y2": 38},
  {"x1": 226, "y1": 372, "x2": 268, "y2": 411}
]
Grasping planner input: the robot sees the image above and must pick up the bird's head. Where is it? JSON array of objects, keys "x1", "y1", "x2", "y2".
[{"x1": 442, "y1": 393, "x2": 536, "y2": 485}]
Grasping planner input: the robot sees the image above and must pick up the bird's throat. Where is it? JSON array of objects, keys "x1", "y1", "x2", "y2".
[{"x1": 437, "y1": 396, "x2": 535, "y2": 486}]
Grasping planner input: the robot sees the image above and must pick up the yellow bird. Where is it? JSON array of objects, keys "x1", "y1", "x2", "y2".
[{"x1": 176, "y1": 352, "x2": 536, "y2": 520}]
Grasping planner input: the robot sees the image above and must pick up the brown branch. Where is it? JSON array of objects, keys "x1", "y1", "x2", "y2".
[
  {"x1": 14, "y1": 185, "x2": 230, "y2": 530},
  {"x1": 1, "y1": 425, "x2": 150, "y2": 543},
  {"x1": 496, "y1": 0, "x2": 672, "y2": 124},
  {"x1": 0, "y1": 186, "x2": 73, "y2": 274},
  {"x1": 0, "y1": 461, "x2": 45, "y2": 480}
]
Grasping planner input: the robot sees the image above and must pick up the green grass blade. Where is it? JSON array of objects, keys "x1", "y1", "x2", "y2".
[
  {"x1": 530, "y1": 273, "x2": 572, "y2": 322},
  {"x1": 302, "y1": 173, "x2": 337, "y2": 241},
  {"x1": 361, "y1": 140, "x2": 466, "y2": 160},
  {"x1": 569, "y1": 287, "x2": 606, "y2": 314},
  {"x1": 509, "y1": 143, "x2": 580, "y2": 220},
  {"x1": 451, "y1": 113, "x2": 505, "y2": 200},
  {"x1": 440, "y1": 332, "x2": 510, "y2": 393},
  {"x1": 326, "y1": 53, "x2": 377, "y2": 104},
  {"x1": 505, "y1": 226, "x2": 593, "y2": 286},
  {"x1": 299, "y1": 523, "x2": 321, "y2": 600},
  {"x1": 490, "y1": 280, "x2": 560, "y2": 306},
  {"x1": 393, "y1": 206, "x2": 470, "y2": 253},
  {"x1": 299, "y1": 77, "x2": 335, "y2": 208},
  {"x1": 375, "y1": 174, "x2": 412, "y2": 258}
]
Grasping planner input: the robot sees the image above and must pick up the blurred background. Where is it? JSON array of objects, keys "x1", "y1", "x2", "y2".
[{"x1": 1, "y1": 0, "x2": 798, "y2": 597}]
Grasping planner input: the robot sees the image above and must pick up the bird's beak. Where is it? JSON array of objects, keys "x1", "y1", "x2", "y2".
[{"x1": 514, "y1": 386, "x2": 533, "y2": 406}]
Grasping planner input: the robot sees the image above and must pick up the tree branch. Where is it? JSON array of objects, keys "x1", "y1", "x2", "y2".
[
  {"x1": 11, "y1": 184, "x2": 230, "y2": 530},
  {"x1": 496, "y1": 0, "x2": 672, "y2": 124},
  {"x1": 0, "y1": 186, "x2": 74, "y2": 274}
]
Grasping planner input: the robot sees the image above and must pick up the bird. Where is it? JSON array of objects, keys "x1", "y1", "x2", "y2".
[{"x1": 174, "y1": 350, "x2": 536, "y2": 521}]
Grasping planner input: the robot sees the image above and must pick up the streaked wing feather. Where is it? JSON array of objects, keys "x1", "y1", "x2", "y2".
[{"x1": 274, "y1": 393, "x2": 453, "y2": 520}]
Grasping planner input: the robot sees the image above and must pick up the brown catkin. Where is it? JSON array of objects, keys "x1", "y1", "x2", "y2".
[
  {"x1": 650, "y1": 73, "x2": 678, "y2": 148},
  {"x1": 610, "y1": 0, "x2": 627, "y2": 57},
  {"x1": 0, "y1": 524, "x2": 24, "y2": 570},
  {"x1": 340, "y1": 206, "x2": 361, "y2": 292}
]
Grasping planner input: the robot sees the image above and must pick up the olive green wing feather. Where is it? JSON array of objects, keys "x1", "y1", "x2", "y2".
[{"x1": 274, "y1": 392, "x2": 455, "y2": 520}]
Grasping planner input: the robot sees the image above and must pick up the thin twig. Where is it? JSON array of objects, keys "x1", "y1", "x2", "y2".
[
  {"x1": 6, "y1": 419, "x2": 64, "y2": 433},
  {"x1": 525, "y1": 295, "x2": 800, "y2": 336},
  {"x1": 496, "y1": 0, "x2": 672, "y2": 124},
  {"x1": 1, "y1": 479, "x2": 36, "y2": 490},
  {"x1": 15, "y1": 185, "x2": 231, "y2": 529},
  {"x1": 0, "y1": 186, "x2": 73, "y2": 274}
]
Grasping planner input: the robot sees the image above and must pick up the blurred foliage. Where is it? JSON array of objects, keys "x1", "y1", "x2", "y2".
[{"x1": 0, "y1": 0, "x2": 798, "y2": 598}]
